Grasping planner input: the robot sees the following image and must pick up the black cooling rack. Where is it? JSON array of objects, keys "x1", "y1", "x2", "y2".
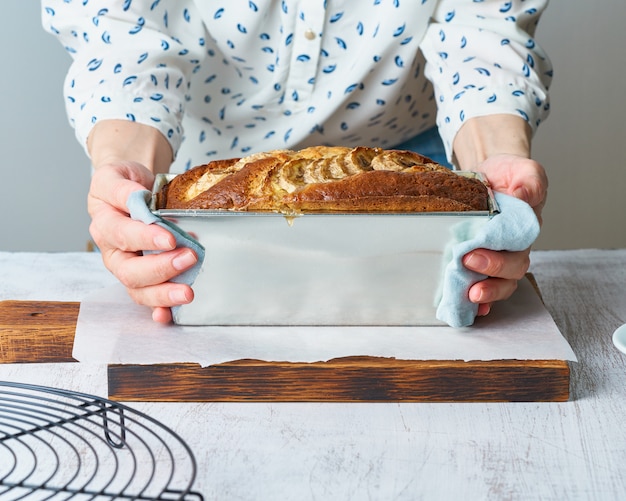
[{"x1": 0, "y1": 381, "x2": 203, "y2": 500}]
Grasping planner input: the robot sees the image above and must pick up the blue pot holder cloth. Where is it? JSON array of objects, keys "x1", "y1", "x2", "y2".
[
  {"x1": 435, "y1": 191, "x2": 540, "y2": 328},
  {"x1": 127, "y1": 190, "x2": 205, "y2": 289}
]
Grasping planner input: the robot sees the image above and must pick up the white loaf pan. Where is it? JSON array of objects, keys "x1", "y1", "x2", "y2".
[{"x1": 151, "y1": 173, "x2": 499, "y2": 326}]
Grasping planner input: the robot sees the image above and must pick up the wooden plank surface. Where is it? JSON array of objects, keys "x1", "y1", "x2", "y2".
[
  {"x1": 108, "y1": 359, "x2": 569, "y2": 402},
  {"x1": 0, "y1": 300, "x2": 78, "y2": 363},
  {"x1": 0, "y1": 300, "x2": 570, "y2": 402}
]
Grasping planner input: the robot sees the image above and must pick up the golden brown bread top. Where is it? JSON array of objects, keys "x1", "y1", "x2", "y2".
[{"x1": 157, "y1": 146, "x2": 489, "y2": 213}]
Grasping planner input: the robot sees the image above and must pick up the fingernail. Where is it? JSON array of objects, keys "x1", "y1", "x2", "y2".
[
  {"x1": 469, "y1": 286, "x2": 485, "y2": 303},
  {"x1": 172, "y1": 250, "x2": 197, "y2": 271},
  {"x1": 464, "y1": 252, "x2": 489, "y2": 272},
  {"x1": 169, "y1": 288, "x2": 191, "y2": 304},
  {"x1": 154, "y1": 234, "x2": 174, "y2": 250}
]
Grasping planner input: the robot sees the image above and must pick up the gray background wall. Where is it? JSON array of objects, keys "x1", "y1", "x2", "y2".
[{"x1": 1, "y1": 0, "x2": 625, "y2": 252}]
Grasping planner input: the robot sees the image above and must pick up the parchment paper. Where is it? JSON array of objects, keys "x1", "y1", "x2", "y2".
[{"x1": 73, "y1": 278, "x2": 577, "y2": 366}]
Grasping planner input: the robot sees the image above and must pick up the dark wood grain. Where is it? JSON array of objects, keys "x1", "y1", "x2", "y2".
[
  {"x1": 0, "y1": 300, "x2": 78, "y2": 363},
  {"x1": 108, "y1": 358, "x2": 570, "y2": 403},
  {"x1": 0, "y1": 299, "x2": 571, "y2": 402}
]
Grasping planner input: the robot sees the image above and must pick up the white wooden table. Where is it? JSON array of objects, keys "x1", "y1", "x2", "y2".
[{"x1": 1, "y1": 250, "x2": 625, "y2": 500}]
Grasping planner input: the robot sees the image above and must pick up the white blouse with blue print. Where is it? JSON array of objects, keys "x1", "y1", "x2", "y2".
[{"x1": 41, "y1": 0, "x2": 553, "y2": 172}]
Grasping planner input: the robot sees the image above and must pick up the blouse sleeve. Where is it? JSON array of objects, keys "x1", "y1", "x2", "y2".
[
  {"x1": 419, "y1": 0, "x2": 553, "y2": 162},
  {"x1": 41, "y1": 0, "x2": 207, "y2": 158}
]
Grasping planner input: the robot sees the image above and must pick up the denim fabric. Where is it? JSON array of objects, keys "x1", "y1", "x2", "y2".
[{"x1": 393, "y1": 127, "x2": 452, "y2": 169}]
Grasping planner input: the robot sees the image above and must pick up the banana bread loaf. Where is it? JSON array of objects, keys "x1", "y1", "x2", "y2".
[{"x1": 156, "y1": 146, "x2": 489, "y2": 213}]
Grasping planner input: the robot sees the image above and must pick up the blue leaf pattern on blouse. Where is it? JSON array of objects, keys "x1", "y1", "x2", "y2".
[{"x1": 42, "y1": 0, "x2": 552, "y2": 170}]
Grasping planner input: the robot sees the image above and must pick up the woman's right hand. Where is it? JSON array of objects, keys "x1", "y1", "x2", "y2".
[{"x1": 87, "y1": 160, "x2": 199, "y2": 323}]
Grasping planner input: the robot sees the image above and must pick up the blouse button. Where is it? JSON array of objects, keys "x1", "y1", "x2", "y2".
[{"x1": 304, "y1": 29, "x2": 316, "y2": 40}]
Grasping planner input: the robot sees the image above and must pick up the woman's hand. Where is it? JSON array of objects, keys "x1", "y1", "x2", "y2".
[
  {"x1": 462, "y1": 154, "x2": 548, "y2": 316},
  {"x1": 452, "y1": 114, "x2": 548, "y2": 317},
  {"x1": 88, "y1": 161, "x2": 198, "y2": 323},
  {"x1": 86, "y1": 119, "x2": 197, "y2": 323}
]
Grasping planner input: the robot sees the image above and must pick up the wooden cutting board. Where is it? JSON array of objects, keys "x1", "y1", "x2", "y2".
[{"x1": 0, "y1": 299, "x2": 570, "y2": 403}]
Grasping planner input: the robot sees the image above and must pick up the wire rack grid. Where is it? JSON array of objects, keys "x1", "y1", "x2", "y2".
[{"x1": 0, "y1": 381, "x2": 204, "y2": 500}]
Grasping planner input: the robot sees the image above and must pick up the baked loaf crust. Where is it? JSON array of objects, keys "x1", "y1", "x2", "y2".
[{"x1": 157, "y1": 146, "x2": 489, "y2": 213}]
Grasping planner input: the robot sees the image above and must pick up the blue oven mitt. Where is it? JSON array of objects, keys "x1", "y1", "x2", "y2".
[
  {"x1": 436, "y1": 191, "x2": 540, "y2": 328},
  {"x1": 126, "y1": 190, "x2": 205, "y2": 292}
]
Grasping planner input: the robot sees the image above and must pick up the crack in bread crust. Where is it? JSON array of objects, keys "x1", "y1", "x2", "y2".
[{"x1": 159, "y1": 146, "x2": 489, "y2": 212}]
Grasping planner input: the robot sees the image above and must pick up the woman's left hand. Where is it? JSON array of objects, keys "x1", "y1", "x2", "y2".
[{"x1": 462, "y1": 153, "x2": 548, "y2": 316}]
